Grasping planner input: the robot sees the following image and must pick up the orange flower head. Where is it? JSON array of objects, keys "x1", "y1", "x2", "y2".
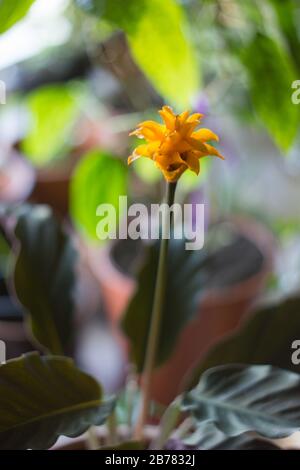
[{"x1": 128, "y1": 106, "x2": 224, "y2": 182}]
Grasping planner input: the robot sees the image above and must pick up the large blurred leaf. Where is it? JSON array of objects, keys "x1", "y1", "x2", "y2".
[
  {"x1": 242, "y1": 33, "x2": 299, "y2": 151},
  {"x1": 122, "y1": 231, "x2": 264, "y2": 372},
  {"x1": 183, "y1": 423, "x2": 280, "y2": 450},
  {"x1": 182, "y1": 364, "x2": 300, "y2": 439},
  {"x1": 70, "y1": 150, "x2": 128, "y2": 240},
  {"x1": 122, "y1": 238, "x2": 207, "y2": 372},
  {"x1": 22, "y1": 84, "x2": 79, "y2": 166},
  {"x1": 0, "y1": 0, "x2": 35, "y2": 34},
  {"x1": 187, "y1": 295, "x2": 300, "y2": 389},
  {"x1": 125, "y1": 0, "x2": 199, "y2": 108},
  {"x1": 0, "y1": 353, "x2": 112, "y2": 450},
  {"x1": 269, "y1": 0, "x2": 300, "y2": 71},
  {"x1": 13, "y1": 205, "x2": 76, "y2": 355},
  {"x1": 78, "y1": 0, "x2": 199, "y2": 107}
]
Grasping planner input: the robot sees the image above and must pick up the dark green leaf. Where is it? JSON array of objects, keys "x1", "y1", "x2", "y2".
[
  {"x1": 242, "y1": 33, "x2": 299, "y2": 151},
  {"x1": 183, "y1": 423, "x2": 280, "y2": 450},
  {"x1": 182, "y1": 364, "x2": 300, "y2": 439},
  {"x1": 122, "y1": 238, "x2": 207, "y2": 372},
  {"x1": 13, "y1": 205, "x2": 77, "y2": 355},
  {"x1": 187, "y1": 295, "x2": 300, "y2": 389},
  {"x1": 70, "y1": 150, "x2": 128, "y2": 240},
  {"x1": 0, "y1": 352, "x2": 113, "y2": 450},
  {"x1": 0, "y1": 0, "x2": 35, "y2": 34}
]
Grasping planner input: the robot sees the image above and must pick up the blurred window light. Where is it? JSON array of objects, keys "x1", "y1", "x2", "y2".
[{"x1": 0, "y1": 0, "x2": 71, "y2": 70}]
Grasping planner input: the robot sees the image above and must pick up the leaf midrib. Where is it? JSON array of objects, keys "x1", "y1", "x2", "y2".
[
  {"x1": 0, "y1": 398, "x2": 102, "y2": 434},
  {"x1": 191, "y1": 392, "x2": 297, "y2": 430}
]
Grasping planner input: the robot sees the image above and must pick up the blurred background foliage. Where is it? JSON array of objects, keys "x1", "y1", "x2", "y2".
[
  {"x1": 0, "y1": 0, "x2": 300, "y2": 408},
  {"x1": 0, "y1": 0, "x2": 300, "y2": 364},
  {"x1": 0, "y1": 1, "x2": 298, "y2": 266},
  {"x1": 0, "y1": 0, "x2": 299, "y2": 284}
]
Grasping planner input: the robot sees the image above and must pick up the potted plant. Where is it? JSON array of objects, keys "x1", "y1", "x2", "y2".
[{"x1": 0, "y1": 106, "x2": 299, "y2": 451}]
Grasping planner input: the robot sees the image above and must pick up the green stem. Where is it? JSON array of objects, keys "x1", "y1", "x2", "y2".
[
  {"x1": 134, "y1": 181, "x2": 177, "y2": 439},
  {"x1": 107, "y1": 410, "x2": 118, "y2": 446},
  {"x1": 86, "y1": 427, "x2": 99, "y2": 450}
]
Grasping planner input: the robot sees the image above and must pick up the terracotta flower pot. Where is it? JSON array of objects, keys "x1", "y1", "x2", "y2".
[
  {"x1": 30, "y1": 163, "x2": 72, "y2": 217},
  {"x1": 87, "y1": 217, "x2": 274, "y2": 405}
]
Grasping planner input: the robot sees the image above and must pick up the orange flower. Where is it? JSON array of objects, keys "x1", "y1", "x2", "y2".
[{"x1": 128, "y1": 106, "x2": 224, "y2": 182}]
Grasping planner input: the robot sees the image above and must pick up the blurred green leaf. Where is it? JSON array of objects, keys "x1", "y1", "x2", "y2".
[
  {"x1": 70, "y1": 150, "x2": 128, "y2": 240},
  {"x1": 22, "y1": 84, "x2": 79, "y2": 166},
  {"x1": 269, "y1": 0, "x2": 300, "y2": 71},
  {"x1": 0, "y1": 0, "x2": 35, "y2": 34},
  {"x1": 0, "y1": 352, "x2": 112, "y2": 450},
  {"x1": 242, "y1": 33, "x2": 299, "y2": 151},
  {"x1": 133, "y1": 156, "x2": 161, "y2": 184},
  {"x1": 13, "y1": 205, "x2": 77, "y2": 355},
  {"x1": 183, "y1": 364, "x2": 300, "y2": 439},
  {"x1": 126, "y1": 0, "x2": 199, "y2": 108},
  {"x1": 187, "y1": 295, "x2": 300, "y2": 389},
  {"x1": 78, "y1": 0, "x2": 199, "y2": 107},
  {"x1": 179, "y1": 159, "x2": 212, "y2": 192}
]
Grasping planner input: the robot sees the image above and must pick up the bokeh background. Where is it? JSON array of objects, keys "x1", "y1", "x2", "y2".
[{"x1": 0, "y1": 0, "x2": 300, "y2": 401}]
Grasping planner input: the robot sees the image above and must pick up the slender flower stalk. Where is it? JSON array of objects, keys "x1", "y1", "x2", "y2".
[{"x1": 135, "y1": 182, "x2": 177, "y2": 439}]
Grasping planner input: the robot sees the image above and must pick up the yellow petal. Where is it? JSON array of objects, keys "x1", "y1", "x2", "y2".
[
  {"x1": 192, "y1": 128, "x2": 219, "y2": 142},
  {"x1": 179, "y1": 121, "x2": 199, "y2": 137},
  {"x1": 159, "y1": 105, "x2": 176, "y2": 130},
  {"x1": 154, "y1": 151, "x2": 184, "y2": 170},
  {"x1": 130, "y1": 121, "x2": 166, "y2": 142},
  {"x1": 159, "y1": 132, "x2": 191, "y2": 154},
  {"x1": 162, "y1": 165, "x2": 187, "y2": 183},
  {"x1": 186, "y1": 112, "x2": 204, "y2": 123},
  {"x1": 186, "y1": 137, "x2": 209, "y2": 153},
  {"x1": 156, "y1": 153, "x2": 187, "y2": 182},
  {"x1": 202, "y1": 143, "x2": 225, "y2": 159},
  {"x1": 178, "y1": 110, "x2": 190, "y2": 123},
  {"x1": 184, "y1": 151, "x2": 200, "y2": 174},
  {"x1": 128, "y1": 142, "x2": 159, "y2": 164}
]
